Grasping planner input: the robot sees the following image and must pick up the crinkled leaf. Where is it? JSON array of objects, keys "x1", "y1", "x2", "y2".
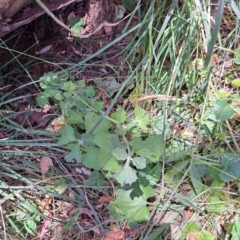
[
  {"x1": 115, "y1": 166, "x2": 137, "y2": 186},
  {"x1": 213, "y1": 99, "x2": 234, "y2": 121},
  {"x1": 58, "y1": 125, "x2": 77, "y2": 145},
  {"x1": 112, "y1": 148, "x2": 128, "y2": 160},
  {"x1": 132, "y1": 157, "x2": 146, "y2": 169},
  {"x1": 65, "y1": 144, "x2": 82, "y2": 163},
  {"x1": 110, "y1": 108, "x2": 126, "y2": 124},
  {"x1": 134, "y1": 106, "x2": 150, "y2": 130}
]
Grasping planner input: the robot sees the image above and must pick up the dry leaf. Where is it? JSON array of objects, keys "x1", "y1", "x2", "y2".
[
  {"x1": 46, "y1": 116, "x2": 65, "y2": 132},
  {"x1": 211, "y1": 54, "x2": 218, "y2": 64},
  {"x1": 103, "y1": 21, "x2": 113, "y2": 35},
  {"x1": 71, "y1": 46, "x2": 81, "y2": 56},
  {"x1": 101, "y1": 225, "x2": 124, "y2": 240},
  {"x1": 16, "y1": 104, "x2": 48, "y2": 127},
  {"x1": 37, "y1": 196, "x2": 53, "y2": 213},
  {"x1": 99, "y1": 195, "x2": 112, "y2": 204},
  {"x1": 35, "y1": 45, "x2": 52, "y2": 55},
  {"x1": 42, "y1": 104, "x2": 51, "y2": 113},
  {"x1": 40, "y1": 157, "x2": 53, "y2": 179},
  {"x1": 67, "y1": 11, "x2": 75, "y2": 26}
]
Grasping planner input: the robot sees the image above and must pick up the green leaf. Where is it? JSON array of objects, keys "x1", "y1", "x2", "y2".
[
  {"x1": 92, "y1": 101, "x2": 103, "y2": 111},
  {"x1": 115, "y1": 166, "x2": 137, "y2": 186},
  {"x1": 98, "y1": 148, "x2": 121, "y2": 172},
  {"x1": 110, "y1": 108, "x2": 127, "y2": 124},
  {"x1": 231, "y1": 221, "x2": 240, "y2": 237},
  {"x1": 93, "y1": 133, "x2": 112, "y2": 152},
  {"x1": 153, "y1": 116, "x2": 171, "y2": 138},
  {"x1": 53, "y1": 178, "x2": 67, "y2": 194},
  {"x1": 108, "y1": 134, "x2": 127, "y2": 149},
  {"x1": 108, "y1": 183, "x2": 154, "y2": 222},
  {"x1": 37, "y1": 95, "x2": 49, "y2": 106},
  {"x1": 180, "y1": 221, "x2": 201, "y2": 239},
  {"x1": 84, "y1": 171, "x2": 109, "y2": 187},
  {"x1": 213, "y1": 99, "x2": 234, "y2": 121},
  {"x1": 63, "y1": 81, "x2": 76, "y2": 91},
  {"x1": 70, "y1": 17, "x2": 84, "y2": 36},
  {"x1": 24, "y1": 220, "x2": 36, "y2": 235},
  {"x1": 67, "y1": 109, "x2": 83, "y2": 124},
  {"x1": 82, "y1": 146, "x2": 100, "y2": 170},
  {"x1": 43, "y1": 88, "x2": 59, "y2": 98},
  {"x1": 85, "y1": 112, "x2": 112, "y2": 134},
  {"x1": 58, "y1": 125, "x2": 77, "y2": 145},
  {"x1": 167, "y1": 151, "x2": 190, "y2": 162},
  {"x1": 86, "y1": 86, "x2": 95, "y2": 97},
  {"x1": 63, "y1": 90, "x2": 73, "y2": 99},
  {"x1": 108, "y1": 201, "x2": 125, "y2": 221},
  {"x1": 186, "y1": 231, "x2": 215, "y2": 240},
  {"x1": 220, "y1": 154, "x2": 240, "y2": 182},
  {"x1": 131, "y1": 135, "x2": 164, "y2": 162},
  {"x1": 40, "y1": 72, "x2": 59, "y2": 88},
  {"x1": 112, "y1": 148, "x2": 128, "y2": 160},
  {"x1": 189, "y1": 164, "x2": 203, "y2": 195},
  {"x1": 211, "y1": 178, "x2": 224, "y2": 188},
  {"x1": 132, "y1": 157, "x2": 146, "y2": 169},
  {"x1": 139, "y1": 163, "x2": 161, "y2": 183},
  {"x1": 232, "y1": 79, "x2": 240, "y2": 87},
  {"x1": 122, "y1": 0, "x2": 136, "y2": 11},
  {"x1": 234, "y1": 47, "x2": 240, "y2": 65},
  {"x1": 206, "y1": 167, "x2": 222, "y2": 181},
  {"x1": 101, "y1": 153, "x2": 121, "y2": 173},
  {"x1": 54, "y1": 91, "x2": 64, "y2": 101},
  {"x1": 65, "y1": 144, "x2": 82, "y2": 163},
  {"x1": 134, "y1": 107, "x2": 150, "y2": 130},
  {"x1": 206, "y1": 195, "x2": 225, "y2": 213}
]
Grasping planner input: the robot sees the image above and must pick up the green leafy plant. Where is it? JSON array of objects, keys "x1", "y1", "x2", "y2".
[
  {"x1": 7, "y1": 202, "x2": 40, "y2": 236},
  {"x1": 38, "y1": 73, "x2": 165, "y2": 222}
]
